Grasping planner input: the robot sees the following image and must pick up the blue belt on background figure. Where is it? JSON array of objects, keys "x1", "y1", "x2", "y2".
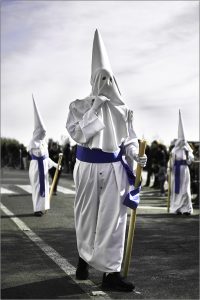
[{"x1": 31, "y1": 154, "x2": 47, "y2": 197}]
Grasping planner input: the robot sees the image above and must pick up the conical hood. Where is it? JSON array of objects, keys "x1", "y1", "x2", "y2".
[
  {"x1": 32, "y1": 95, "x2": 46, "y2": 140},
  {"x1": 172, "y1": 109, "x2": 193, "y2": 154},
  {"x1": 91, "y1": 29, "x2": 113, "y2": 84},
  {"x1": 178, "y1": 109, "x2": 185, "y2": 140}
]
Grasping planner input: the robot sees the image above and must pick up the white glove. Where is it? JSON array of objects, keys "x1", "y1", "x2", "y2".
[
  {"x1": 92, "y1": 95, "x2": 110, "y2": 111},
  {"x1": 54, "y1": 163, "x2": 61, "y2": 170},
  {"x1": 187, "y1": 158, "x2": 192, "y2": 165},
  {"x1": 134, "y1": 154, "x2": 147, "y2": 168}
]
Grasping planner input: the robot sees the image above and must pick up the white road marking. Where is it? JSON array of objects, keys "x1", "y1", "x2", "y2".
[
  {"x1": 141, "y1": 192, "x2": 161, "y2": 196},
  {"x1": 1, "y1": 187, "x2": 17, "y2": 194},
  {"x1": 138, "y1": 206, "x2": 167, "y2": 210},
  {"x1": 57, "y1": 186, "x2": 75, "y2": 195},
  {"x1": 141, "y1": 197, "x2": 167, "y2": 199},
  {"x1": 3, "y1": 185, "x2": 168, "y2": 212},
  {"x1": 16, "y1": 185, "x2": 32, "y2": 194},
  {"x1": 16, "y1": 184, "x2": 75, "y2": 195},
  {"x1": 0, "y1": 203, "x2": 111, "y2": 299}
]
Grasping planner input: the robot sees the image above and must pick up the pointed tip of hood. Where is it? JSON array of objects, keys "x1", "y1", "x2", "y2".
[
  {"x1": 32, "y1": 96, "x2": 46, "y2": 140},
  {"x1": 91, "y1": 29, "x2": 113, "y2": 84},
  {"x1": 178, "y1": 109, "x2": 186, "y2": 140}
]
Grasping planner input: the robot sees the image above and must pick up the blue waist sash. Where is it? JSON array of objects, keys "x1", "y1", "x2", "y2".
[
  {"x1": 174, "y1": 159, "x2": 187, "y2": 194},
  {"x1": 76, "y1": 145, "x2": 141, "y2": 209},
  {"x1": 76, "y1": 145, "x2": 122, "y2": 163},
  {"x1": 31, "y1": 154, "x2": 47, "y2": 197}
]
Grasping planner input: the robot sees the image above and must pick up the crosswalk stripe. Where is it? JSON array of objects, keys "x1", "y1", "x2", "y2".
[
  {"x1": 16, "y1": 185, "x2": 32, "y2": 194},
  {"x1": 138, "y1": 206, "x2": 167, "y2": 210},
  {"x1": 140, "y1": 197, "x2": 167, "y2": 200},
  {"x1": 141, "y1": 192, "x2": 161, "y2": 196},
  {"x1": 1, "y1": 187, "x2": 17, "y2": 194},
  {"x1": 15, "y1": 185, "x2": 75, "y2": 195},
  {"x1": 57, "y1": 186, "x2": 75, "y2": 195},
  {"x1": 3, "y1": 185, "x2": 168, "y2": 210}
]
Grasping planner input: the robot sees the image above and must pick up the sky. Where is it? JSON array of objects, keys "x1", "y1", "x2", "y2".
[{"x1": 1, "y1": 0, "x2": 199, "y2": 147}]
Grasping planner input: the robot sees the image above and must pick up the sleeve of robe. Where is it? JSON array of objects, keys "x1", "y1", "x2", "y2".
[
  {"x1": 48, "y1": 158, "x2": 58, "y2": 169},
  {"x1": 123, "y1": 109, "x2": 139, "y2": 171},
  {"x1": 66, "y1": 100, "x2": 105, "y2": 144}
]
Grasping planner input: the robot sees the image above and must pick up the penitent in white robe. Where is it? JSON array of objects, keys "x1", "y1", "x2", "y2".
[
  {"x1": 66, "y1": 97, "x2": 138, "y2": 272},
  {"x1": 170, "y1": 145, "x2": 194, "y2": 214},
  {"x1": 29, "y1": 140, "x2": 57, "y2": 213}
]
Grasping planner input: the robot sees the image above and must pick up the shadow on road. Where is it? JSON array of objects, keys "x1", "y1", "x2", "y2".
[
  {"x1": 1, "y1": 276, "x2": 88, "y2": 299},
  {"x1": 1, "y1": 213, "x2": 35, "y2": 219}
]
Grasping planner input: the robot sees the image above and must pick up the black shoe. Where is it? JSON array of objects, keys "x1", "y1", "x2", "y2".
[
  {"x1": 183, "y1": 212, "x2": 191, "y2": 216},
  {"x1": 34, "y1": 211, "x2": 43, "y2": 217},
  {"x1": 76, "y1": 257, "x2": 89, "y2": 280},
  {"x1": 102, "y1": 272, "x2": 135, "y2": 292},
  {"x1": 176, "y1": 211, "x2": 182, "y2": 215}
]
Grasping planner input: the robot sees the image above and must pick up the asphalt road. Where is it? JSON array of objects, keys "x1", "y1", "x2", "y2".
[{"x1": 1, "y1": 168, "x2": 199, "y2": 300}]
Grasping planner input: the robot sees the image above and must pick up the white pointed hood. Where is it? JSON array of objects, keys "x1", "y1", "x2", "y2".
[
  {"x1": 173, "y1": 110, "x2": 193, "y2": 153},
  {"x1": 91, "y1": 29, "x2": 123, "y2": 106},
  {"x1": 91, "y1": 29, "x2": 113, "y2": 84},
  {"x1": 32, "y1": 95, "x2": 46, "y2": 140},
  {"x1": 178, "y1": 109, "x2": 185, "y2": 140},
  {"x1": 28, "y1": 96, "x2": 47, "y2": 151},
  {"x1": 86, "y1": 29, "x2": 137, "y2": 152}
]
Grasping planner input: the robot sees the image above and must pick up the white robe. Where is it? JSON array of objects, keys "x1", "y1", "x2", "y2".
[
  {"x1": 66, "y1": 97, "x2": 138, "y2": 272},
  {"x1": 170, "y1": 145, "x2": 194, "y2": 214},
  {"x1": 29, "y1": 140, "x2": 57, "y2": 212}
]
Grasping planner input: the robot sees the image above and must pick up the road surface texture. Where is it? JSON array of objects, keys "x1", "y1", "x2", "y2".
[{"x1": 1, "y1": 168, "x2": 199, "y2": 299}]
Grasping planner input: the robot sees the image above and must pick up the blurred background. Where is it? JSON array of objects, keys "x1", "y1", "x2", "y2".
[{"x1": 1, "y1": 0, "x2": 199, "y2": 149}]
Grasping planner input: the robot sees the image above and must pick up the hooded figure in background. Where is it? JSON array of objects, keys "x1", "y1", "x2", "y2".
[
  {"x1": 66, "y1": 29, "x2": 147, "y2": 292},
  {"x1": 28, "y1": 96, "x2": 58, "y2": 217},
  {"x1": 169, "y1": 110, "x2": 194, "y2": 215}
]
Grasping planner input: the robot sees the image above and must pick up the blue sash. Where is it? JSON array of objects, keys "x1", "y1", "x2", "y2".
[
  {"x1": 174, "y1": 160, "x2": 187, "y2": 194},
  {"x1": 76, "y1": 145, "x2": 122, "y2": 163},
  {"x1": 31, "y1": 154, "x2": 47, "y2": 197},
  {"x1": 76, "y1": 145, "x2": 141, "y2": 209}
]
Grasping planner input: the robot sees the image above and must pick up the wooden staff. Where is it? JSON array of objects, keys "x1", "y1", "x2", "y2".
[
  {"x1": 49, "y1": 153, "x2": 63, "y2": 202},
  {"x1": 123, "y1": 140, "x2": 146, "y2": 277},
  {"x1": 167, "y1": 154, "x2": 172, "y2": 213}
]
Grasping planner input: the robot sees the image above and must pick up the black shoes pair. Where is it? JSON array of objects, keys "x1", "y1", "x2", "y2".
[
  {"x1": 176, "y1": 211, "x2": 191, "y2": 216},
  {"x1": 34, "y1": 211, "x2": 43, "y2": 217},
  {"x1": 75, "y1": 257, "x2": 135, "y2": 292}
]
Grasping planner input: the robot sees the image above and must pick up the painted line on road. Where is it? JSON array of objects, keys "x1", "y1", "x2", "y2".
[
  {"x1": 16, "y1": 185, "x2": 32, "y2": 194},
  {"x1": 15, "y1": 184, "x2": 165, "y2": 199},
  {"x1": 16, "y1": 185, "x2": 75, "y2": 195},
  {"x1": 1, "y1": 187, "x2": 17, "y2": 194},
  {"x1": 0, "y1": 203, "x2": 111, "y2": 299},
  {"x1": 138, "y1": 206, "x2": 167, "y2": 210},
  {"x1": 141, "y1": 197, "x2": 167, "y2": 200},
  {"x1": 57, "y1": 186, "x2": 75, "y2": 195},
  {"x1": 2, "y1": 185, "x2": 167, "y2": 211}
]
